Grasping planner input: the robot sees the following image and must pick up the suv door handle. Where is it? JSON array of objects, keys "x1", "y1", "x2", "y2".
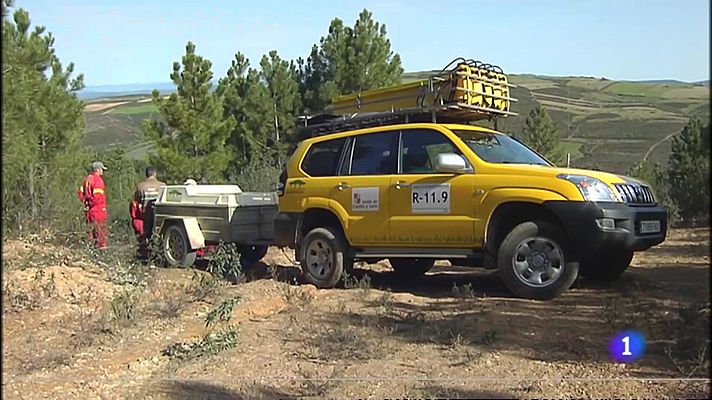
[
  {"x1": 336, "y1": 182, "x2": 351, "y2": 191},
  {"x1": 393, "y1": 181, "x2": 411, "y2": 189}
]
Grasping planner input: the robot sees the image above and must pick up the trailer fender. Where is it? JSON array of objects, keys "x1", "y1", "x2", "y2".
[{"x1": 163, "y1": 218, "x2": 205, "y2": 250}]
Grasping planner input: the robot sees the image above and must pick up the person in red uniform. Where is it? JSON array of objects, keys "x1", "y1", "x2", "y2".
[{"x1": 80, "y1": 161, "x2": 109, "y2": 249}]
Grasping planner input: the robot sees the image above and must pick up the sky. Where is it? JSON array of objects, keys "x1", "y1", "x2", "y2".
[{"x1": 11, "y1": 0, "x2": 711, "y2": 87}]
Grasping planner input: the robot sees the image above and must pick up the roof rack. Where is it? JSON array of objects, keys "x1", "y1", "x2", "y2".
[{"x1": 298, "y1": 57, "x2": 518, "y2": 140}]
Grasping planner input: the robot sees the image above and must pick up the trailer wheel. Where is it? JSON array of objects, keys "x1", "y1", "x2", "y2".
[
  {"x1": 237, "y1": 244, "x2": 269, "y2": 268},
  {"x1": 163, "y1": 224, "x2": 197, "y2": 268}
]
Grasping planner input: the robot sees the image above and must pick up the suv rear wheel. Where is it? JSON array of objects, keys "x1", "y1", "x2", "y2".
[
  {"x1": 497, "y1": 221, "x2": 578, "y2": 300},
  {"x1": 300, "y1": 227, "x2": 351, "y2": 288},
  {"x1": 389, "y1": 258, "x2": 435, "y2": 278},
  {"x1": 578, "y1": 249, "x2": 633, "y2": 282}
]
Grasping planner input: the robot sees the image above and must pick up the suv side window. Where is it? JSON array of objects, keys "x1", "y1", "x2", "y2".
[
  {"x1": 348, "y1": 131, "x2": 399, "y2": 175},
  {"x1": 400, "y1": 129, "x2": 465, "y2": 174},
  {"x1": 301, "y1": 137, "x2": 347, "y2": 177}
]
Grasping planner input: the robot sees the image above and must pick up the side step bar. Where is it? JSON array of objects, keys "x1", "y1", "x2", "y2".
[{"x1": 353, "y1": 248, "x2": 483, "y2": 260}]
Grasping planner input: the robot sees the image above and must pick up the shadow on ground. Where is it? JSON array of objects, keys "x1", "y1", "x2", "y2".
[
  {"x1": 149, "y1": 380, "x2": 295, "y2": 400},
  {"x1": 418, "y1": 384, "x2": 515, "y2": 399}
]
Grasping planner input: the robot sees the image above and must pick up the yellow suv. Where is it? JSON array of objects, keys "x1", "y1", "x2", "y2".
[{"x1": 274, "y1": 122, "x2": 668, "y2": 299}]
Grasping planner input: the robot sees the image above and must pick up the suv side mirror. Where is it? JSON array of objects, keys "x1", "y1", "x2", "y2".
[{"x1": 434, "y1": 153, "x2": 470, "y2": 174}]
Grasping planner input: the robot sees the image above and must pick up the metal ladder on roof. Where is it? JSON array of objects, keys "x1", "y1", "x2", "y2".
[{"x1": 298, "y1": 57, "x2": 519, "y2": 140}]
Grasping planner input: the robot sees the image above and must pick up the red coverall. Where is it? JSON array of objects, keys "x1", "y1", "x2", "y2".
[
  {"x1": 80, "y1": 172, "x2": 108, "y2": 249},
  {"x1": 129, "y1": 199, "x2": 146, "y2": 257}
]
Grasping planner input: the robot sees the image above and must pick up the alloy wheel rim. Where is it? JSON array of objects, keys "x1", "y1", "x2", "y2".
[
  {"x1": 511, "y1": 236, "x2": 564, "y2": 287},
  {"x1": 306, "y1": 239, "x2": 333, "y2": 279}
]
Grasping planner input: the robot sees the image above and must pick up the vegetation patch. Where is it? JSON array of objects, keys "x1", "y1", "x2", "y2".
[
  {"x1": 109, "y1": 103, "x2": 159, "y2": 115},
  {"x1": 162, "y1": 329, "x2": 239, "y2": 361},
  {"x1": 162, "y1": 296, "x2": 241, "y2": 363}
]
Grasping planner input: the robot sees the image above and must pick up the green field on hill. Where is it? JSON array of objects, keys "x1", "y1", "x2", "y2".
[
  {"x1": 82, "y1": 74, "x2": 709, "y2": 174},
  {"x1": 109, "y1": 103, "x2": 159, "y2": 115}
]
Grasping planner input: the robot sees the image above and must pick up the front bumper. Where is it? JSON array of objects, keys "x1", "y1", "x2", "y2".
[{"x1": 544, "y1": 200, "x2": 667, "y2": 253}]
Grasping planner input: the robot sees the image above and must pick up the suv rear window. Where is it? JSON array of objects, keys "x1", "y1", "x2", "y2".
[
  {"x1": 348, "y1": 131, "x2": 399, "y2": 175},
  {"x1": 301, "y1": 138, "x2": 347, "y2": 177}
]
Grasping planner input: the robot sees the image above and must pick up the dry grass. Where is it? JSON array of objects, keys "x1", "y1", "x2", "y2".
[{"x1": 1, "y1": 228, "x2": 709, "y2": 399}]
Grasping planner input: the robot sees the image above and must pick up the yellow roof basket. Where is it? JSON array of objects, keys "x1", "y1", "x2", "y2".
[{"x1": 299, "y1": 57, "x2": 518, "y2": 139}]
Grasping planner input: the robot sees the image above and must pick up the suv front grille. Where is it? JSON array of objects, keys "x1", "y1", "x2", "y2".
[{"x1": 613, "y1": 183, "x2": 655, "y2": 205}]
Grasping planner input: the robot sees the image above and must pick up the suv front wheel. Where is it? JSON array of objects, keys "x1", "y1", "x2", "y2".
[
  {"x1": 300, "y1": 227, "x2": 351, "y2": 288},
  {"x1": 497, "y1": 221, "x2": 579, "y2": 300}
]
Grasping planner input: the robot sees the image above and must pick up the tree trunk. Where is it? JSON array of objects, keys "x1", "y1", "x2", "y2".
[
  {"x1": 28, "y1": 164, "x2": 37, "y2": 219},
  {"x1": 273, "y1": 100, "x2": 280, "y2": 142}
]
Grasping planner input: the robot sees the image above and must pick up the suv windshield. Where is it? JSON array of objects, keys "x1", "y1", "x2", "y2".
[{"x1": 452, "y1": 129, "x2": 552, "y2": 166}]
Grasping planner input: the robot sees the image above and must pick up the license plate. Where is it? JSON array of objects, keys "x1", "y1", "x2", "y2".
[{"x1": 640, "y1": 220, "x2": 661, "y2": 234}]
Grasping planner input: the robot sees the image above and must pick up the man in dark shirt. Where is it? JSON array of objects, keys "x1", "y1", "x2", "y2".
[{"x1": 130, "y1": 166, "x2": 165, "y2": 259}]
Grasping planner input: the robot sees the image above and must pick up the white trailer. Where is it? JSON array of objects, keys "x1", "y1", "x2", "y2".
[{"x1": 151, "y1": 183, "x2": 278, "y2": 268}]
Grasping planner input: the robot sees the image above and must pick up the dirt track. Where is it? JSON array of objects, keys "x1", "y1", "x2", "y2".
[{"x1": 2, "y1": 228, "x2": 710, "y2": 399}]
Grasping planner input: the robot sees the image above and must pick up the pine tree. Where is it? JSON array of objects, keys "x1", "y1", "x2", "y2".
[
  {"x1": 2, "y1": 0, "x2": 86, "y2": 225},
  {"x1": 297, "y1": 9, "x2": 403, "y2": 113},
  {"x1": 217, "y1": 50, "x2": 302, "y2": 177},
  {"x1": 144, "y1": 42, "x2": 236, "y2": 184},
  {"x1": 259, "y1": 50, "x2": 301, "y2": 162},
  {"x1": 667, "y1": 117, "x2": 710, "y2": 223},
  {"x1": 217, "y1": 53, "x2": 272, "y2": 174},
  {"x1": 343, "y1": 9, "x2": 403, "y2": 94},
  {"x1": 521, "y1": 102, "x2": 564, "y2": 165},
  {"x1": 296, "y1": 45, "x2": 334, "y2": 114}
]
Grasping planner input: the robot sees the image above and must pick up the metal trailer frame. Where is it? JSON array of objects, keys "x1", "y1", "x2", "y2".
[{"x1": 150, "y1": 184, "x2": 278, "y2": 267}]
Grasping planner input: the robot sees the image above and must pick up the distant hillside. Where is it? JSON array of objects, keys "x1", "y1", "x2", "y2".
[
  {"x1": 82, "y1": 73, "x2": 710, "y2": 174},
  {"x1": 633, "y1": 79, "x2": 692, "y2": 85},
  {"x1": 79, "y1": 81, "x2": 191, "y2": 100}
]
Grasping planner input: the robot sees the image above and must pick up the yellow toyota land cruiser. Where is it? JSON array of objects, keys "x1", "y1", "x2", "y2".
[{"x1": 273, "y1": 59, "x2": 668, "y2": 300}]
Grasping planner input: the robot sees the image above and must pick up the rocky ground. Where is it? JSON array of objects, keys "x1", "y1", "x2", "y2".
[{"x1": 2, "y1": 228, "x2": 710, "y2": 399}]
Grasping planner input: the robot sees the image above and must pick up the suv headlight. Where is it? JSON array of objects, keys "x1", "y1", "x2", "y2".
[{"x1": 557, "y1": 174, "x2": 620, "y2": 202}]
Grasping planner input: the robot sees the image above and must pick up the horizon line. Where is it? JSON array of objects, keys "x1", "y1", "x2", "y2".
[{"x1": 82, "y1": 75, "x2": 710, "y2": 90}]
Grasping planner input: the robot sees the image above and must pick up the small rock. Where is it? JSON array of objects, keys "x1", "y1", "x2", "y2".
[{"x1": 302, "y1": 284, "x2": 318, "y2": 295}]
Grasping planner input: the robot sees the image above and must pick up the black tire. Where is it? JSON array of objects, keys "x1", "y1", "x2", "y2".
[
  {"x1": 300, "y1": 227, "x2": 350, "y2": 288},
  {"x1": 162, "y1": 224, "x2": 197, "y2": 268},
  {"x1": 389, "y1": 258, "x2": 435, "y2": 277},
  {"x1": 237, "y1": 244, "x2": 269, "y2": 269},
  {"x1": 497, "y1": 221, "x2": 578, "y2": 300},
  {"x1": 578, "y1": 249, "x2": 633, "y2": 282}
]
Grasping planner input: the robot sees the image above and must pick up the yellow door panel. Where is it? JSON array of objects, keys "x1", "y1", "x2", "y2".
[
  {"x1": 389, "y1": 174, "x2": 476, "y2": 246},
  {"x1": 330, "y1": 129, "x2": 400, "y2": 246},
  {"x1": 328, "y1": 176, "x2": 394, "y2": 246},
  {"x1": 389, "y1": 128, "x2": 476, "y2": 247}
]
